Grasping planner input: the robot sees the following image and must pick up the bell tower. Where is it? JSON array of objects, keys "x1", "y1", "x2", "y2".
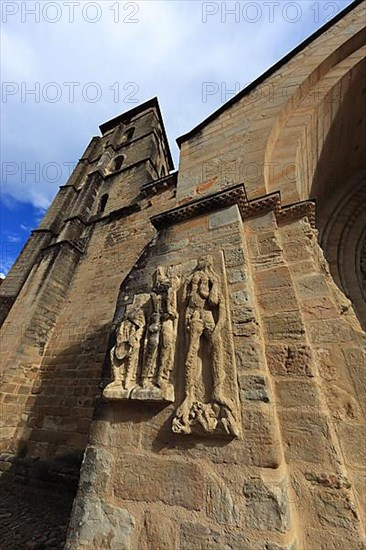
[{"x1": 0, "y1": 98, "x2": 175, "y2": 461}]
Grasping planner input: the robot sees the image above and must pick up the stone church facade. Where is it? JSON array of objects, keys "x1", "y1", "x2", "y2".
[{"x1": 0, "y1": 1, "x2": 365, "y2": 548}]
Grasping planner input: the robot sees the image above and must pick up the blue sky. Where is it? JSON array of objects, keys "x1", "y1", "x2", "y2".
[{"x1": 0, "y1": 0, "x2": 354, "y2": 277}]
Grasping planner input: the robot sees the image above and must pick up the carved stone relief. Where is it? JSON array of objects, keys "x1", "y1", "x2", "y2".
[
  {"x1": 172, "y1": 255, "x2": 240, "y2": 437},
  {"x1": 103, "y1": 265, "x2": 180, "y2": 403},
  {"x1": 104, "y1": 254, "x2": 241, "y2": 437}
]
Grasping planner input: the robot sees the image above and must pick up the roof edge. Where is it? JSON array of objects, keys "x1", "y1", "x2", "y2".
[{"x1": 176, "y1": 0, "x2": 363, "y2": 147}]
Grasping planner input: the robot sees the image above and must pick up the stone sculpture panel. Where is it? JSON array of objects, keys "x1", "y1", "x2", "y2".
[
  {"x1": 103, "y1": 265, "x2": 181, "y2": 403},
  {"x1": 104, "y1": 254, "x2": 241, "y2": 437}
]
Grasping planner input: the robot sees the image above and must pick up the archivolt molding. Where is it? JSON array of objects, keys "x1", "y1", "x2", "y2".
[
  {"x1": 264, "y1": 31, "x2": 366, "y2": 203},
  {"x1": 320, "y1": 175, "x2": 366, "y2": 329}
]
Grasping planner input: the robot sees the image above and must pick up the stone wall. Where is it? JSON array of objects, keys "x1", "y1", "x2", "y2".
[
  {"x1": 65, "y1": 186, "x2": 365, "y2": 548},
  {"x1": 1, "y1": 5, "x2": 365, "y2": 549}
]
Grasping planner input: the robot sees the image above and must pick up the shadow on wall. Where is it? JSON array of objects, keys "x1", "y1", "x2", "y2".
[
  {"x1": 0, "y1": 323, "x2": 112, "y2": 550},
  {"x1": 0, "y1": 237, "x2": 160, "y2": 548},
  {"x1": 311, "y1": 59, "x2": 366, "y2": 328}
]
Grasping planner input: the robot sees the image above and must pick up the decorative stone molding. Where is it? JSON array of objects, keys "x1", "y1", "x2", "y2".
[
  {"x1": 140, "y1": 172, "x2": 178, "y2": 198},
  {"x1": 151, "y1": 184, "x2": 316, "y2": 229}
]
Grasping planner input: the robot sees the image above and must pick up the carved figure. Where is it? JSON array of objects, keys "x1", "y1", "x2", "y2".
[
  {"x1": 155, "y1": 265, "x2": 181, "y2": 389},
  {"x1": 172, "y1": 255, "x2": 239, "y2": 436},
  {"x1": 104, "y1": 307, "x2": 145, "y2": 398},
  {"x1": 104, "y1": 266, "x2": 180, "y2": 403},
  {"x1": 138, "y1": 266, "x2": 180, "y2": 399}
]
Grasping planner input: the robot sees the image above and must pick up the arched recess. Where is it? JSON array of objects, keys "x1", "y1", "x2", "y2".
[
  {"x1": 312, "y1": 60, "x2": 366, "y2": 328},
  {"x1": 264, "y1": 30, "x2": 366, "y2": 204},
  {"x1": 264, "y1": 34, "x2": 365, "y2": 326}
]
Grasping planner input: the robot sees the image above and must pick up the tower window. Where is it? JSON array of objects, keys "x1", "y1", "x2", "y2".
[
  {"x1": 99, "y1": 193, "x2": 109, "y2": 213},
  {"x1": 124, "y1": 127, "x2": 135, "y2": 142},
  {"x1": 113, "y1": 155, "x2": 125, "y2": 172},
  {"x1": 160, "y1": 166, "x2": 166, "y2": 178}
]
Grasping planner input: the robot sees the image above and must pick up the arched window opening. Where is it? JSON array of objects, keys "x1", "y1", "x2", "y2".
[
  {"x1": 99, "y1": 193, "x2": 109, "y2": 213},
  {"x1": 160, "y1": 166, "x2": 166, "y2": 178},
  {"x1": 113, "y1": 155, "x2": 124, "y2": 172},
  {"x1": 124, "y1": 127, "x2": 135, "y2": 142}
]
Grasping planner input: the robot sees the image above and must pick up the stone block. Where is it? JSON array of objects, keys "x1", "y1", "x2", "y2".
[
  {"x1": 283, "y1": 238, "x2": 311, "y2": 262},
  {"x1": 246, "y1": 212, "x2": 277, "y2": 233},
  {"x1": 309, "y1": 486, "x2": 361, "y2": 538},
  {"x1": 224, "y1": 247, "x2": 245, "y2": 268},
  {"x1": 257, "y1": 232, "x2": 283, "y2": 256},
  {"x1": 257, "y1": 288, "x2": 298, "y2": 313},
  {"x1": 233, "y1": 321, "x2": 259, "y2": 337},
  {"x1": 209, "y1": 205, "x2": 241, "y2": 229},
  {"x1": 235, "y1": 342, "x2": 263, "y2": 371},
  {"x1": 295, "y1": 274, "x2": 329, "y2": 298},
  {"x1": 113, "y1": 453, "x2": 205, "y2": 510},
  {"x1": 243, "y1": 477, "x2": 290, "y2": 532},
  {"x1": 242, "y1": 407, "x2": 281, "y2": 468},
  {"x1": 275, "y1": 379, "x2": 321, "y2": 408},
  {"x1": 78, "y1": 445, "x2": 112, "y2": 495},
  {"x1": 337, "y1": 422, "x2": 366, "y2": 469},
  {"x1": 227, "y1": 267, "x2": 246, "y2": 284},
  {"x1": 279, "y1": 410, "x2": 338, "y2": 466},
  {"x1": 137, "y1": 510, "x2": 177, "y2": 550},
  {"x1": 231, "y1": 306, "x2": 256, "y2": 324},
  {"x1": 180, "y1": 522, "x2": 252, "y2": 550},
  {"x1": 264, "y1": 312, "x2": 305, "y2": 342},
  {"x1": 254, "y1": 266, "x2": 292, "y2": 291},
  {"x1": 66, "y1": 496, "x2": 134, "y2": 550},
  {"x1": 301, "y1": 296, "x2": 338, "y2": 319},
  {"x1": 231, "y1": 290, "x2": 249, "y2": 305},
  {"x1": 207, "y1": 473, "x2": 239, "y2": 525},
  {"x1": 240, "y1": 375, "x2": 270, "y2": 402},
  {"x1": 307, "y1": 319, "x2": 354, "y2": 344}
]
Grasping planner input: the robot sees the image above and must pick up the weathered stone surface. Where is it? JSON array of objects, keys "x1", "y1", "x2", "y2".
[
  {"x1": 209, "y1": 205, "x2": 241, "y2": 229},
  {"x1": 337, "y1": 423, "x2": 366, "y2": 468},
  {"x1": 180, "y1": 522, "x2": 252, "y2": 550},
  {"x1": 307, "y1": 319, "x2": 354, "y2": 344},
  {"x1": 224, "y1": 247, "x2": 245, "y2": 268},
  {"x1": 235, "y1": 342, "x2": 262, "y2": 370},
  {"x1": 137, "y1": 510, "x2": 177, "y2": 550},
  {"x1": 66, "y1": 496, "x2": 134, "y2": 550},
  {"x1": 310, "y1": 487, "x2": 361, "y2": 535},
  {"x1": 240, "y1": 375, "x2": 270, "y2": 402},
  {"x1": 279, "y1": 410, "x2": 338, "y2": 466},
  {"x1": 243, "y1": 477, "x2": 290, "y2": 532},
  {"x1": 113, "y1": 454, "x2": 205, "y2": 510},
  {"x1": 266, "y1": 344, "x2": 314, "y2": 377},
  {"x1": 227, "y1": 267, "x2": 246, "y2": 284},
  {"x1": 207, "y1": 473, "x2": 239, "y2": 525},
  {"x1": 295, "y1": 274, "x2": 329, "y2": 298},
  {"x1": 275, "y1": 379, "x2": 320, "y2": 408},
  {"x1": 264, "y1": 312, "x2": 305, "y2": 341},
  {"x1": 242, "y1": 408, "x2": 281, "y2": 468},
  {"x1": 78, "y1": 446, "x2": 112, "y2": 495},
  {"x1": 230, "y1": 289, "x2": 249, "y2": 305},
  {"x1": 304, "y1": 471, "x2": 351, "y2": 490}
]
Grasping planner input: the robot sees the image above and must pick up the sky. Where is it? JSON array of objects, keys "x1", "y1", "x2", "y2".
[{"x1": 0, "y1": 0, "x2": 355, "y2": 277}]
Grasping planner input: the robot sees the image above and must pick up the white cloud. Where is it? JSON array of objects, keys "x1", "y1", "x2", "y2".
[{"x1": 1, "y1": 0, "x2": 354, "y2": 210}]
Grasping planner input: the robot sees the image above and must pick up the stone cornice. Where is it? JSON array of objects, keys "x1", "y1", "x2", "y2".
[
  {"x1": 151, "y1": 184, "x2": 316, "y2": 229},
  {"x1": 151, "y1": 184, "x2": 247, "y2": 229},
  {"x1": 41, "y1": 239, "x2": 85, "y2": 256},
  {"x1": 140, "y1": 172, "x2": 178, "y2": 198}
]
